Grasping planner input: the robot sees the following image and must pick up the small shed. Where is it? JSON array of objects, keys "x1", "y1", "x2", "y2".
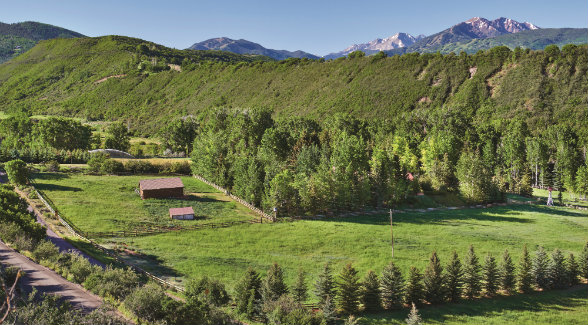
[
  {"x1": 169, "y1": 207, "x2": 195, "y2": 220},
  {"x1": 139, "y1": 177, "x2": 184, "y2": 199}
]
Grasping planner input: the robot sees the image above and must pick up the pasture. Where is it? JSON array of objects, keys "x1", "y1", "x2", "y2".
[{"x1": 31, "y1": 173, "x2": 259, "y2": 233}]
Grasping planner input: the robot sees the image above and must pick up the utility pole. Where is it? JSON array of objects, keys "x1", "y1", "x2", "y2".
[{"x1": 389, "y1": 208, "x2": 394, "y2": 258}]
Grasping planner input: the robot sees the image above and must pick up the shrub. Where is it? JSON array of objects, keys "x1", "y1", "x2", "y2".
[
  {"x1": 292, "y1": 269, "x2": 308, "y2": 303},
  {"x1": 261, "y1": 262, "x2": 289, "y2": 304},
  {"x1": 5, "y1": 159, "x2": 28, "y2": 185},
  {"x1": 45, "y1": 160, "x2": 60, "y2": 172},
  {"x1": 84, "y1": 266, "x2": 139, "y2": 300},
  {"x1": 69, "y1": 253, "x2": 97, "y2": 284},
  {"x1": 234, "y1": 267, "x2": 262, "y2": 317},
  {"x1": 124, "y1": 160, "x2": 158, "y2": 174},
  {"x1": 32, "y1": 240, "x2": 60, "y2": 262},
  {"x1": 12, "y1": 235, "x2": 34, "y2": 251},
  {"x1": 314, "y1": 263, "x2": 335, "y2": 308},
  {"x1": 264, "y1": 295, "x2": 323, "y2": 325},
  {"x1": 87, "y1": 152, "x2": 109, "y2": 173},
  {"x1": 124, "y1": 283, "x2": 167, "y2": 323},
  {"x1": 160, "y1": 161, "x2": 191, "y2": 175},
  {"x1": 100, "y1": 159, "x2": 124, "y2": 175},
  {"x1": 185, "y1": 276, "x2": 230, "y2": 306}
]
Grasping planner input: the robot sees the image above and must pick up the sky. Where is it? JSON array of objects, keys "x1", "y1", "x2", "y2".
[{"x1": 1, "y1": 0, "x2": 586, "y2": 56}]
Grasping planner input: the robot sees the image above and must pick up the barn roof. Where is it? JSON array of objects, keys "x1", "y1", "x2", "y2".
[
  {"x1": 139, "y1": 177, "x2": 184, "y2": 190},
  {"x1": 169, "y1": 207, "x2": 194, "y2": 216}
]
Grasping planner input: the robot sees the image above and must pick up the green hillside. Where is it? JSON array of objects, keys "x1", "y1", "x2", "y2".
[
  {"x1": 0, "y1": 36, "x2": 586, "y2": 136},
  {"x1": 0, "y1": 21, "x2": 85, "y2": 63}
]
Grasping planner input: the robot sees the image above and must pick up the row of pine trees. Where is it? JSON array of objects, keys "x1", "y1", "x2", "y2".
[{"x1": 234, "y1": 243, "x2": 588, "y2": 322}]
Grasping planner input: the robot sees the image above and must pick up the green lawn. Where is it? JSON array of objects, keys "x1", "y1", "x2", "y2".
[
  {"x1": 533, "y1": 188, "x2": 588, "y2": 208},
  {"x1": 117, "y1": 204, "x2": 588, "y2": 293},
  {"x1": 31, "y1": 173, "x2": 259, "y2": 233}
]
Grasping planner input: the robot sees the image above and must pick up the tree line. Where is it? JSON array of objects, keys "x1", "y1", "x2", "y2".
[{"x1": 190, "y1": 108, "x2": 588, "y2": 217}]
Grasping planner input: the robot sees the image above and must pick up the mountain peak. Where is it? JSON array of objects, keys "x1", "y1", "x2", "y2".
[
  {"x1": 188, "y1": 37, "x2": 319, "y2": 60},
  {"x1": 326, "y1": 32, "x2": 422, "y2": 59}
]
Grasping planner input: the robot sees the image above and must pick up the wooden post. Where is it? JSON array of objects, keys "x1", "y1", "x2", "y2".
[{"x1": 389, "y1": 209, "x2": 394, "y2": 258}]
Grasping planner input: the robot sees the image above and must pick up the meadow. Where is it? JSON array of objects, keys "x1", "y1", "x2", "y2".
[{"x1": 31, "y1": 173, "x2": 258, "y2": 233}]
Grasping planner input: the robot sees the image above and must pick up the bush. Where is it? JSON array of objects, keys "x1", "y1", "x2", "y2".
[
  {"x1": 33, "y1": 240, "x2": 60, "y2": 262},
  {"x1": 87, "y1": 152, "x2": 109, "y2": 173},
  {"x1": 185, "y1": 276, "x2": 230, "y2": 306},
  {"x1": 69, "y1": 253, "x2": 97, "y2": 284},
  {"x1": 264, "y1": 295, "x2": 323, "y2": 325},
  {"x1": 124, "y1": 283, "x2": 167, "y2": 323},
  {"x1": 45, "y1": 160, "x2": 60, "y2": 172},
  {"x1": 5, "y1": 159, "x2": 28, "y2": 185},
  {"x1": 84, "y1": 266, "x2": 139, "y2": 300},
  {"x1": 12, "y1": 235, "x2": 34, "y2": 251},
  {"x1": 100, "y1": 159, "x2": 124, "y2": 175},
  {"x1": 124, "y1": 160, "x2": 158, "y2": 174},
  {"x1": 160, "y1": 161, "x2": 191, "y2": 175}
]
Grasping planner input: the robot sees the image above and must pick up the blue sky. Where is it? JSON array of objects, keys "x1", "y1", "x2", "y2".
[{"x1": 2, "y1": 0, "x2": 586, "y2": 55}]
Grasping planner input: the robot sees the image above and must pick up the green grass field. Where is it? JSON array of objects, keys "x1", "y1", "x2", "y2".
[
  {"x1": 533, "y1": 188, "x2": 588, "y2": 208},
  {"x1": 31, "y1": 173, "x2": 258, "y2": 233}
]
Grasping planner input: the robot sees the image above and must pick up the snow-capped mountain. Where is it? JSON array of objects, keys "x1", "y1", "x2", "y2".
[{"x1": 324, "y1": 33, "x2": 425, "y2": 59}]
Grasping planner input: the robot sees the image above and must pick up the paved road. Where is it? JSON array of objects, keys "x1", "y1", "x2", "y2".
[{"x1": 0, "y1": 240, "x2": 103, "y2": 312}]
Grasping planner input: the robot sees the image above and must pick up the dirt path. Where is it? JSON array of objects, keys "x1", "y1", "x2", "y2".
[{"x1": 0, "y1": 240, "x2": 103, "y2": 313}]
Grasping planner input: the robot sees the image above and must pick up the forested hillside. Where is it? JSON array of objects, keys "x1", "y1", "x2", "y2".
[{"x1": 0, "y1": 36, "x2": 586, "y2": 138}]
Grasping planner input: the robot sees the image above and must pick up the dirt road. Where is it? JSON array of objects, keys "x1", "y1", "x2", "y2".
[{"x1": 0, "y1": 240, "x2": 103, "y2": 312}]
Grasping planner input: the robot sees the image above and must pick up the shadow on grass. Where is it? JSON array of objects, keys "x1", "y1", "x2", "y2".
[
  {"x1": 32, "y1": 172, "x2": 71, "y2": 181},
  {"x1": 34, "y1": 183, "x2": 82, "y2": 192},
  {"x1": 312, "y1": 204, "x2": 586, "y2": 226},
  {"x1": 119, "y1": 250, "x2": 182, "y2": 279},
  {"x1": 364, "y1": 285, "x2": 588, "y2": 324}
]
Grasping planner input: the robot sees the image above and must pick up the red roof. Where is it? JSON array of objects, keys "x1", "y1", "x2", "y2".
[
  {"x1": 169, "y1": 207, "x2": 194, "y2": 216},
  {"x1": 139, "y1": 177, "x2": 184, "y2": 190}
]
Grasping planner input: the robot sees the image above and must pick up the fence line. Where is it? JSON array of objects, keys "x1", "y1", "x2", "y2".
[
  {"x1": 193, "y1": 175, "x2": 275, "y2": 221},
  {"x1": 31, "y1": 186, "x2": 186, "y2": 292}
]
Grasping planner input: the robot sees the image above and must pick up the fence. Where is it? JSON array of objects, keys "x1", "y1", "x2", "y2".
[
  {"x1": 193, "y1": 174, "x2": 275, "y2": 221},
  {"x1": 30, "y1": 186, "x2": 186, "y2": 292}
]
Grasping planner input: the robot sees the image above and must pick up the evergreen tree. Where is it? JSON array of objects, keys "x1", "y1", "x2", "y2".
[
  {"x1": 581, "y1": 241, "x2": 588, "y2": 280},
  {"x1": 380, "y1": 261, "x2": 405, "y2": 309},
  {"x1": 532, "y1": 246, "x2": 551, "y2": 290},
  {"x1": 445, "y1": 250, "x2": 463, "y2": 302},
  {"x1": 499, "y1": 249, "x2": 516, "y2": 294},
  {"x1": 235, "y1": 267, "x2": 262, "y2": 317},
  {"x1": 405, "y1": 303, "x2": 422, "y2": 325},
  {"x1": 261, "y1": 262, "x2": 289, "y2": 304},
  {"x1": 518, "y1": 245, "x2": 533, "y2": 293},
  {"x1": 314, "y1": 263, "x2": 336, "y2": 308},
  {"x1": 322, "y1": 295, "x2": 337, "y2": 325},
  {"x1": 549, "y1": 249, "x2": 567, "y2": 289},
  {"x1": 567, "y1": 253, "x2": 580, "y2": 286},
  {"x1": 292, "y1": 268, "x2": 308, "y2": 303},
  {"x1": 483, "y1": 254, "x2": 499, "y2": 296},
  {"x1": 463, "y1": 245, "x2": 482, "y2": 299},
  {"x1": 405, "y1": 267, "x2": 424, "y2": 305},
  {"x1": 336, "y1": 263, "x2": 362, "y2": 315},
  {"x1": 423, "y1": 251, "x2": 446, "y2": 304},
  {"x1": 360, "y1": 270, "x2": 381, "y2": 312}
]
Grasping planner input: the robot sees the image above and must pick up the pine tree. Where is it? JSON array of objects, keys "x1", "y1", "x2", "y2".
[
  {"x1": 549, "y1": 249, "x2": 567, "y2": 289},
  {"x1": 532, "y1": 246, "x2": 551, "y2": 290},
  {"x1": 235, "y1": 267, "x2": 262, "y2": 317},
  {"x1": 581, "y1": 241, "x2": 588, "y2": 280},
  {"x1": 292, "y1": 268, "x2": 308, "y2": 303},
  {"x1": 423, "y1": 251, "x2": 446, "y2": 304},
  {"x1": 445, "y1": 250, "x2": 463, "y2": 302},
  {"x1": 405, "y1": 267, "x2": 424, "y2": 305},
  {"x1": 261, "y1": 262, "x2": 288, "y2": 304},
  {"x1": 483, "y1": 254, "x2": 499, "y2": 296},
  {"x1": 499, "y1": 249, "x2": 516, "y2": 294},
  {"x1": 322, "y1": 295, "x2": 337, "y2": 325},
  {"x1": 336, "y1": 263, "x2": 361, "y2": 315},
  {"x1": 360, "y1": 270, "x2": 381, "y2": 312},
  {"x1": 405, "y1": 303, "x2": 422, "y2": 325},
  {"x1": 518, "y1": 245, "x2": 533, "y2": 293},
  {"x1": 567, "y1": 253, "x2": 580, "y2": 286},
  {"x1": 314, "y1": 263, "x2": 336, "y2": 308},
  {"x1": 380, "y1": 261, "x2": 405, "y2": 310},
  {"x1": 463, "y1": 245, "x2": 482, "y2": 299}
]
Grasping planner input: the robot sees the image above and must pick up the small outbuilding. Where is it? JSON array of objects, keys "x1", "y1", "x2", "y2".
[
  {"x1": 169, "y1": 207, "x2": 195, "y2": 220},
  {"x1": 139, "y1": 177, "x2": 184, "y2": 199}
]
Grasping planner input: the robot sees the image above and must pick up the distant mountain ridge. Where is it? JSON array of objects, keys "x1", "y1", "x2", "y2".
[
  {"x1": 0, "y1": 21, "x2": 84, "y2": 63},
  {"x1": 324, "y1": 33, "x2": 425, "y2": 59},
  {"x1": 188, "y1": 37, "x2": 319, "y2": 60}
]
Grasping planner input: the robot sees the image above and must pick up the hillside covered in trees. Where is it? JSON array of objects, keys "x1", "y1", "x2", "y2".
[{"x1": 0, "y1": 36, "x2": 585, "y2": 137}]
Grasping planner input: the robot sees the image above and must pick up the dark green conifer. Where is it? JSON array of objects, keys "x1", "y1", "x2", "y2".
[
  {"x1": 581, "y1": 241, "x2": 588, "y2": 280},
  {"x1": 518, "y1": 245, "x2": 533, "y2": 293},
  {"x1": 360, "y1": 270, "x2": 381, "y2": 312},
  {"x1": 322, "y1": 295, "x2": 337, "y2": 325},
  {"x1": 549, "y1": 249, "x2": 567, "y2": 289},
  {"x1": 336, "y1": 263, "x2": 361, "y2": 315},
  {"x1": 445, "y1": 250, "x2": 463, "y2": 302},
  {"x1": 405, "y1": 267, "x2": 424, "y2": 305},
  {"x1": 483, "y1": 254, "x2": 499, "y2": 296},
  {"x1": 567, "y1": 253, "x2": 580, "y2": 286},
  {"x1": 532, "y1": 246, "x2": 551, "y2": 290},
  {"x1": 499, "y1": 249, "x2": 516, "y2": 294},
  {"x1": 463, "y1": 245, "x2": 482, "y2": 299},
  {"x1": 423, "y1": 251, "x2": 446, "y2": 304},
  {"x1": 235, "y1": 267, "x2": 262, "y2": 317},
  {"x1": 261, "y1": 262, "x2": 288, "y2": 304},
  {"x1": 314, "y1": 263, "x2": 335, "y2": 308},
  {"x1": 380, "y1": 261, "x2": 405, "y2": 309},
  {"x1": 292, "y1": 268, "x2": 308, "y2": 303}
]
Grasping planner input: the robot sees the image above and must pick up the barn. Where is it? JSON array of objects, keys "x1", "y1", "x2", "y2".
[
  {"x1": 139, "y1": 177, "x2": 184, "y2": 199},
  {"x1": 169, "y1": 207, "x2": 195, "y2": 220}
]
